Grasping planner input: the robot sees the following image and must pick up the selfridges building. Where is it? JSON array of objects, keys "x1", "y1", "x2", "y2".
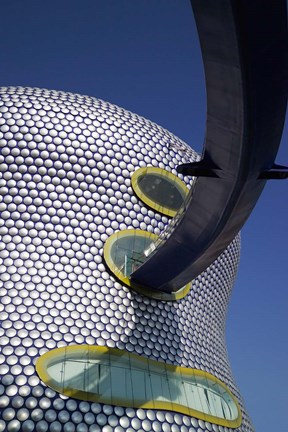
[{"x1": 0, "y1": 86, "x2": 253, "y2": 432}]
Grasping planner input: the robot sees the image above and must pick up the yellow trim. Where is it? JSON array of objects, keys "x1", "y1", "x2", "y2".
[
  {"x1": 131, "y1": 167, "x2": 189, "y2": 217},
  {"x1": 36, "y1": 345, "x2": 242, "y2": 429},
  {"x1": 103, "y1": 229, "x2": 190, "y2": 300}
]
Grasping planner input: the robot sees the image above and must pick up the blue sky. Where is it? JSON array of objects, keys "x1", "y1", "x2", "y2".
[{"x1": 0, "y1": 1, "x2": 287, "y2": 431}]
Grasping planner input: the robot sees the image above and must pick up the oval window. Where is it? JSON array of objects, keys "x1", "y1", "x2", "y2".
[
  {"x1": 131, "y1": 167, "x2": 189, "y2": 217},
  {"x1": 36, "y1": 345, "x2": 242, "y2": 428},
  {"x1": 103, "y1": 229, "x2": 190, "y2": 300}
]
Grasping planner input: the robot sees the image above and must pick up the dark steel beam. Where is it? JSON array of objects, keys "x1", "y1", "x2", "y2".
[{"x1": 131, "y1": 0, "x2": 288, "y2": 293}]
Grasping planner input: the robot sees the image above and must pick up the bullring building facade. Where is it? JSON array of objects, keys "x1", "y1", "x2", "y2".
[
  {"x1": 1, "y1": 0, "x2": 287, "y2": 428},
  {"x1": 0, "y1": 86, "x2": 253, "y2": 432}
]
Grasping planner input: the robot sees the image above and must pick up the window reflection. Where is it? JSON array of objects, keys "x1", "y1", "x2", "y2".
[
  {"x1": 131, "y1": 167, "x2": 189, "y2": 217},
  {"x1": 103, "y1": 229, "x2": 190, "y2": 301},
  {"x1": 109, "y1": 231, "x2": 154, "y2": 278},
  {"x1": 36, "y1": 345, "x2": 241, "y2": 428},
  {"x1": 137, "y1": 173, "x2": 184, "y2": 210}
]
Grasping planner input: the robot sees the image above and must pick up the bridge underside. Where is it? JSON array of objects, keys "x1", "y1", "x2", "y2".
[{"x1": 131, "y1": 0, "x2": 288, "y2": 293}]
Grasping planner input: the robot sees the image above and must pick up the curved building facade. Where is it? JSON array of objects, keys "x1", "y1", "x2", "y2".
[{"x1": 0, "y1": 87, "x2": 253, "y2": 432}]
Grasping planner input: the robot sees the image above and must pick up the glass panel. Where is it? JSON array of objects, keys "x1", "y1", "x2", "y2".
[
  {"x1": 110, "y1": 233, "x2": 154, "y2": 277},
  {"x1": 165, "y1": 369, "x2": 186, "y2": 407},
  {"x1": 110, "y1": 364, "x2": 128, "y2": 401},
  {"x1": 208, "y1": 387, "x2": 224, "y2": 417},
  {"x1": 149, "y1": 371, "x2": 165, "y2": 402},
  {"x1": 183, "y1": 379, "x2": 202, "y2": 412},
  {"x1": 194, "y1": 383, "x2": 212, "y2": 415},
  {"x1": 46, "y1": 362, "x2": 66, "y2": 388},
  {"x1": 37, "y1": 346, "x2": 241, "y2": 427},
  {"x1": 131, "y1": 167, "x2": 189, "y2": 217},
  {"x1": 137, "y1": 173, "x2": 185, "y2": 211},
  {"x1": 98, "y1": 363, "x2": 111, "y2": 402},
  {"x1": 103, "y1": 229, "x2": 191, "y2": 300},
  {"x1": 131, "y1": 369, "x2": 146, "y2": 404},
  {"x1": 143, "y1": 367, "x2": 154, "y2": 403}
]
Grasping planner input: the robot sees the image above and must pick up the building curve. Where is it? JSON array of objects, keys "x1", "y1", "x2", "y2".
[{"x1": 0, "y1": 87, "x2": 253, "y2": 431}]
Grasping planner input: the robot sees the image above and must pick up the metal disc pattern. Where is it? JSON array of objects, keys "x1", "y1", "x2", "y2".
[{"x1": 0, "y1": 87, "x2": 253, "y2": 432}]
